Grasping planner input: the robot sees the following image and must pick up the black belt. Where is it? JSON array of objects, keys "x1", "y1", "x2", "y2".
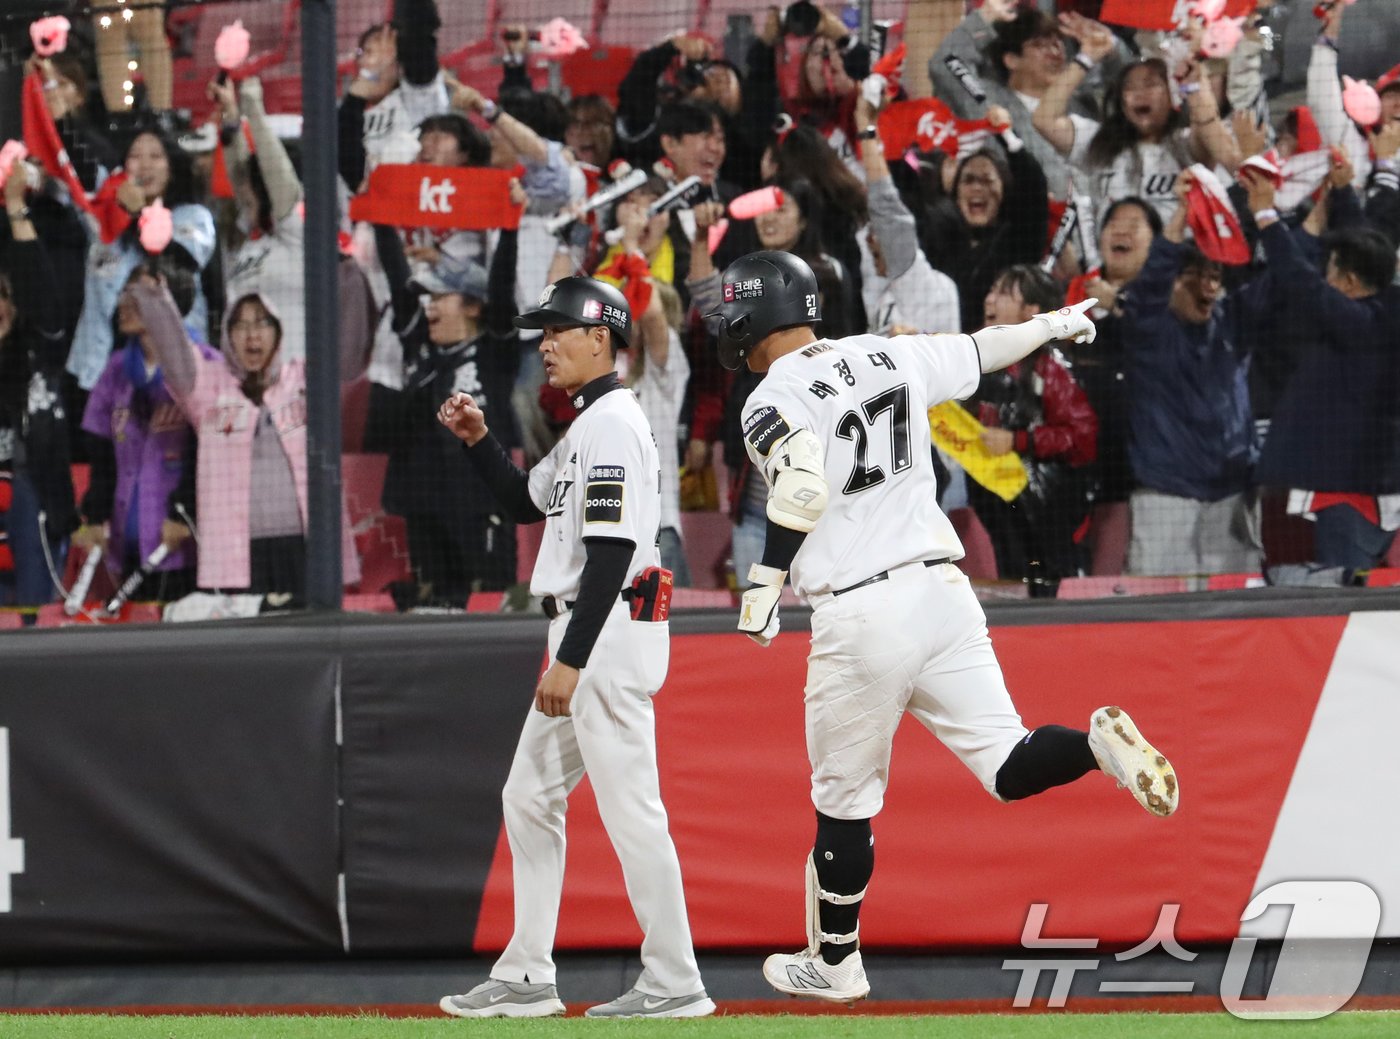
[
  {"x1": 831, "y1": 558, "x2": 952, "y2": 597},
  {"x1": 542, "y1": 591, "x2": 634, "y2": 620}
]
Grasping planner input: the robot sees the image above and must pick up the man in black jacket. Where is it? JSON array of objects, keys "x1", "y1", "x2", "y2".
[{"x1": 1245, "y1": 171, "x2": 1400, "y2": 570}]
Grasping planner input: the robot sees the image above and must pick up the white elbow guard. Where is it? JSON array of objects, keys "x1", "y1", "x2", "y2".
[
  {"x1": 743, "y1": 408, "x2": 829, "y2": 532},
  {"x1": 765, "y1": 428, "x2": 829, "y2": 533}
]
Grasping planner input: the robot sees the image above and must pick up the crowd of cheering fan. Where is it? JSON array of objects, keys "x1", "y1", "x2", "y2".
[{"x1": 1, "y1": 0, "x2": 1398, "y2": 620}]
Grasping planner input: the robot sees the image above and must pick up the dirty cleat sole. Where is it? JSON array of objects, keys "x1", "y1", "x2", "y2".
[{"x1": 1089, "y1": 706, "x2": 1179, "y2": 817}]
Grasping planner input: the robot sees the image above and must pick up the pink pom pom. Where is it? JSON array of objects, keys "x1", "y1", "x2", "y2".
[
  {"x1": 1201, "y1": 18, "x2": 1245, "y2": 59},
  {"x1": 1192, "y1": 0, "x2": 1227, "y2": 21},
  {"x1": 215, "y1": 20, "x2": 252, "y2": 71},
  {"x1": 1342, "y1": 76, "x2": 1382, "y2": 127},
  {"x1": 729, "y1": 187, "x2": 785, "y2": 220},
  {"x1": 139, "y1": 202, "x2": 174, "y2": 254},
  {"x1": 538, "y1": 18, "x2": 587, "y2": 59},
  {"x1": 30, "y1": 16, "x2": 71, "y2": 57},
  {"x1": 707, "y1": 218, "x2": 729, "y2": 256},
  {"x1": 0, "y1": 141, "x2": 28, "y2": 190}
]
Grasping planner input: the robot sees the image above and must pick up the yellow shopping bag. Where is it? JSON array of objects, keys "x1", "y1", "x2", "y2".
[{"x1": 928, "y1": 401, "x2": 1028, "y2": 504}]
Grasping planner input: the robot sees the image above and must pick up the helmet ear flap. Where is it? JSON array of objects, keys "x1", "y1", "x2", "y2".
[{"x1": 715, "y1": 314, "x2": 751, "y2": 371}]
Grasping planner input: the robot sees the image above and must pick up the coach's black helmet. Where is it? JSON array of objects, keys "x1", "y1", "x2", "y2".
[
  {"x1": 514, "y1": 276, "x2": 633, "y2": 348},
  {"x1": 707, "y1": 250, "x2": 820, "y2": 371}
]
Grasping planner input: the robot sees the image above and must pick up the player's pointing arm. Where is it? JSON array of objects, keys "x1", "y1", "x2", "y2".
[{"x1": 969, "y1": 298, "x2": 1099, "y2": 373}]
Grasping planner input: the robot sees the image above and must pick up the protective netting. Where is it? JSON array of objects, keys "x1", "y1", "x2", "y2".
[{"x1": 0, "y1": 0, "x2": 1397, "y2": 624}]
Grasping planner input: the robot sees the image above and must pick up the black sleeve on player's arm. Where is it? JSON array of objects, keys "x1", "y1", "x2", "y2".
[
  {"x1": 555, "y1": 537, "x2": 636, "y2": 669},
  {"x1": 756, "y1": 521, "x2": 807, "y2": 578},
  {"x1": 463, "y1": 434, "x2": 545, "y2": 523}
]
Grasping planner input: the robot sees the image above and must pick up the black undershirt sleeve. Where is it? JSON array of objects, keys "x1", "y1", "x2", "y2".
[
  {"x1": 758, "y1": 521, "x2": 807, "y2": 577},
  {"x1": 463, "y1": 434, "x2": 545, "y2": 523},
  {"x1": 556, "y1": 537, "x2": 635, "y2": 669}
]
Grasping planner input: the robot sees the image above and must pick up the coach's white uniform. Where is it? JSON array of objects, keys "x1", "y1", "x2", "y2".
[
  {"x1": 743, "y1": 333, "x2": 1031, "y2": 820},
  {"x1": 490, "y1": 379, "x2": 704, "y2": 998}
]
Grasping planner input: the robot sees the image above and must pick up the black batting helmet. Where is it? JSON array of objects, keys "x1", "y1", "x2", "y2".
[
  {"x1": 707, "y1": 251, "x2": 820, "y2": 371},
  {"x1": 514, "y1": 276, "x2": 633, "y2": 348}
]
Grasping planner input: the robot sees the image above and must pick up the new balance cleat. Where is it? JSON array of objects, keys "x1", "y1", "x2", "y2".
[
  {"x1": 1089, "y1": 706, "x2": 1179, "y2": 817},
  {"x1": 439, "y1": 979, "x2": 565, "y2": 1018},
  {"x1": 584, "y1": 987, "x2": 716, "y2": 1018},
  {"x1": 762, "y1": 948, "x2": 870, "y2": 1003}
]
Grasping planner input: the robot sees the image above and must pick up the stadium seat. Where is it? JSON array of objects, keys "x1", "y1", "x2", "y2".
[
  {"x1": 35, "y1": 602, "x2": 162, "y2": 627},
  {"x1": 498, "y1": 0, "x2": 599, "y2": 37},
  {"x1": 1056, "y1": 576, "x2": 1191, "y2": 599},
  {"x1": 343, "y1": 453, "x2": 412, "y2": 595},
  {"x1": 948, "y1": 507, "x2": 997, "y2": 581},
  {"x1": 1206, "y1": 573, "x2": 1267, "y2": 590},
  {"x1": 1088, "y1": 501, "x2": 1129, "y2": 576},
  {"x1": 701, "y1": 0, "x2": 764, "y2": 43},
  {"x1": 597, "y1": 0, "x2": 698, "y2": 48},
  {"x1": 436, "y1": 1, "x2": 492, "y2": 54},
  {"x1": 171, "y1": 0, "x2": 301, "y2": 113},
  {"x1": 678, "y1": 511, "x2": 733, "y2": 590},
  {"x1": 560, "y1": 45, "x2": 637, "y2": 104}
]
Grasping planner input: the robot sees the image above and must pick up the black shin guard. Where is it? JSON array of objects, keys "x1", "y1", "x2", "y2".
[
  {"x1": 813, "y1": 811, "x2": 874, "y2": 965},
  {"x1": 995, "y1": 725, "x2": 1098, "y2": 801}
]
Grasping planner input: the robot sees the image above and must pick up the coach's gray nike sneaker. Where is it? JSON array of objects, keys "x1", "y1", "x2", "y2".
[
  {"x1": 1089, "y1": 706, "x2": 1179, "y2": 817},
  {"x1": 584, "y1": 987, "x2": 716, "y2": 1018},
  {"x1": 763, "y1": 948, "x2": 870, "y2": 1003},
  {"x1": 439, "y1": 979, "x2": 565, "y2": 1018}
]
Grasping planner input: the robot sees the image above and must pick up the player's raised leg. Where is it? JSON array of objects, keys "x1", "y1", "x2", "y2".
[{"x1": 907, "y1": 571, "x2": 1178, "y2": 816}]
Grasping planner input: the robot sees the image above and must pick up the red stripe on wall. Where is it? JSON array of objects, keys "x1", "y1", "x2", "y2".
[{"x1": 473, "y1": 615, "x2": 1347, "y2": 953}]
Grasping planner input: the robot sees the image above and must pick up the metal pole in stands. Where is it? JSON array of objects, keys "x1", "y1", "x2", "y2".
[{"x1": 302, "y1": 0, "x2": 344, "y2": 610}]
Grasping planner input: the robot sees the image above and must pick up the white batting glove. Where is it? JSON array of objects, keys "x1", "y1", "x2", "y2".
[
  {"x1": 738, "y1": 563, "x2": 785, "y2": 647},
  {"x1": 1033, "y1": 298, "x2": 1098, "y2": 345}
]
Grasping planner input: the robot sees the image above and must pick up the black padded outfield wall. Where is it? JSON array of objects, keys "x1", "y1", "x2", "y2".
[
  {"x1": 336, "y1": 617, "x2": 542, "y2": 952},
  {"x1": 0, "y1": 625, "x2": 344, "y2": 958},
  {"x1": 1, "y1": 596, "x2": 1398, "y2": 961},
  {"x1": 0, "y1": 616, "x2": 546, "y2": 961}
]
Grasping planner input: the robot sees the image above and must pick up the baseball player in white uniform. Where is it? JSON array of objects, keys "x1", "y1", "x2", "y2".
[
  {"x1": 708, "y1": 251, "x2": 1179, "y2": 1003},
  {"x1": 435, "y1": 277, "x2": 713, "y2": 1019}
]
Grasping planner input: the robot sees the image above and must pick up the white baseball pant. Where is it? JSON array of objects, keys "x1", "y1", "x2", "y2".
[
  {"x1": 804, "y1": 560, "x2": 1030, "y2": 819},
  {"x1": 490, "y1": 599, "x2": 704, "y2": 996}
]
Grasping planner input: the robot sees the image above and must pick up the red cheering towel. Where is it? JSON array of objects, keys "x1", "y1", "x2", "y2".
[
  {"x1": 349, "y1": 164, "x2": 524, "y2": 230},
  {"x1": 1098, "y1": 0, "x2": 1255, "y2": 30},
  {"x1": 1184, "y1": 164, "x2": 1250, "y2": 266},
  {"x1": 23, "y1": 72, "x2": 99, "y2": 221},
  {"x1": 877, "y1": 98, "x2": 990, "y2": 162}
]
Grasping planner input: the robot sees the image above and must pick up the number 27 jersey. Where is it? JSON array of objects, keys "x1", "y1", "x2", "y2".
[{"x1": 742, "y1": 332, "x2": 982, "y2": 600}]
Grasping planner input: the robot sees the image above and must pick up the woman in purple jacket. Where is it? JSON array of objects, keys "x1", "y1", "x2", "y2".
[{"x1": 72, "y1": 259, "x2": 210, "y2": 601}]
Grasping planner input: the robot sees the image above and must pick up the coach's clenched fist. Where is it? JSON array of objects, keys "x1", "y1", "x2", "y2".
[{"x1": 437, "y1": 392, "x2": 488, "y2": 445}]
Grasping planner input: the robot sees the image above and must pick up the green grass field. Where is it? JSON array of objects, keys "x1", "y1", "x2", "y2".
[{"x1": 3, "y1": 1013, "x2": 1399, "y2": 1039}]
